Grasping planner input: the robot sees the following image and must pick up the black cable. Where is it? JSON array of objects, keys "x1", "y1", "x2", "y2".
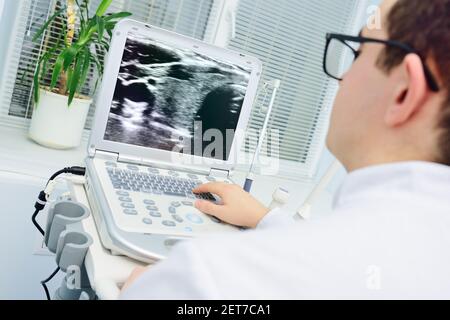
[
  {"x1": 32, "y1": 209, "x2": 45, "y2": 236},
  {"x1": 47, "y1": 166, "x2": 86, "y2": 185},
  {"x1": 41, "y1": 266, "x2": 60, "y2": 300},
  {"x1": 32, "y1": 166, "x2": 86, "y2": 236}
]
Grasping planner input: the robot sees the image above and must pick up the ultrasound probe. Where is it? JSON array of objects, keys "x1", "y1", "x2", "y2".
[{"x1": 243, "y1": 79, "x2": 281, "y2": 193}]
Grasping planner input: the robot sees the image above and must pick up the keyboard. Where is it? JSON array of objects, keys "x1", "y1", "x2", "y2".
[
  {"x1": 106, "y1": 164, "x2": 216, "y2": 201},
  {"x1": 95, "y1": 160, "x2": 238, "y2": 237}
]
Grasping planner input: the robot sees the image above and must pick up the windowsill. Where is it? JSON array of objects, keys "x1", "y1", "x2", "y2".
[{"x1": 0, "y1": 125, "x2": 87, "y2": 180}]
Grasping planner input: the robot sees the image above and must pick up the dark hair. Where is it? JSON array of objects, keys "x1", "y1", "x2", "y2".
[{"x1": 377, "y1": 0, "x2": 450, "y2": 165}]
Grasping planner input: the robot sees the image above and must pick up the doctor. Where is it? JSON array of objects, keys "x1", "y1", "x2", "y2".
[{"x1": 121, "y1": 0, "x2": 450, "y2": 299}]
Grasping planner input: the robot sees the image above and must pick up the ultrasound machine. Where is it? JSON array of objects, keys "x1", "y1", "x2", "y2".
[{"x1": 84, "y1": 19, "x2": 262, "y2": 263}]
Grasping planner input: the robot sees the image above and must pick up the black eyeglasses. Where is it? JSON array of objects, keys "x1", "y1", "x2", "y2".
[{"x1": 323, "y1": 33, "x2": 440, "y2": 92}]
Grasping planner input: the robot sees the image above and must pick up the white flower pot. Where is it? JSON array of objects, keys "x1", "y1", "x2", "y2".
[{"x1": 29, "y1": 89, "x2": 92, "y2": 149}]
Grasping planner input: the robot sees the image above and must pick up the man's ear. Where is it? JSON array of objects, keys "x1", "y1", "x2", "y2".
[{"x1": 384, "y1": 53, "x2": 428, "y2": 127}]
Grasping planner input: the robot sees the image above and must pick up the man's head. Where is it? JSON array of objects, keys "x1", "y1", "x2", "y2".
[{"x1": 326, "y1": 0, "x2": 450, "y2": 171}]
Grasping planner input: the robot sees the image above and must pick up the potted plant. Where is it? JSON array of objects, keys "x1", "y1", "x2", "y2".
[{"x1": 28, "y1": 0, "x2": 131, "y2": 149}]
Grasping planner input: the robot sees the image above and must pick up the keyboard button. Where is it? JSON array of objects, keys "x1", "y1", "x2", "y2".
[
  {"x1": 162, "y1": 220, "x2": 176, "y2": 227},
  {"x1": 187, "y1": 174, "x2": 198, "y2": 180},
  {"x1": 184, "y1": 226, "x2": 193, "y2": 232},
  {"x1": 142, "y1": 217, "x2": 153, "y2": 225},
  {"x1": 205, "y1": 176, "x2": 216, "y2": 182},
  {"x1": 186, "y1": 213, "x2": 203, "y2": 224},
  {"x1": 153, "y1": 189, "x2": 163, "y2": 195},
  {"x1": 121, "y1": 203, "x2": 135, "y2": 209},
  {"x1": 163, "y1": 191, "x2": 185, "y2": 197},
  {"x1": 118, "y1": 196, "x2": 132, "y2": 202},
  {"x1": 195, "y1": 192, "x2": 214, "y2": 201},
  {"x1": 146, "y1": 205, "x2": 158, "y2": 211},
  {"x1": 127, "y1": 165, "x2": 139, "y2": 171},
  {"x1": 168, "y1": 171, "x2": 179, "y2": 177},
  {"x1": 168, "y1": 206, "x2": 176, "y2": 214},
  {"x1": 141, "y1": 188, "x2": 152, "y2": 194},
  {"x1": 210, "y1": 216, "x2": 222, "y2": 223},
  {"x1": 149, "y1": 211, "x2": 162, "y2": 218},
  {"x1": 116, "y1": 191, "x2": 129, "y2": 196},
  {"x1": 182, "y1": 201, "x2": 193, "y2": 206},
  {"x1": 148, "y1": 168, "x2": 160, "y2": 174},
  {"x1": 172, "y1": 214, "x2": 184, "y2": 223},
  {"x1": 171, "y1": 201, "x2": 181, "y2": 207},
  {"x1": 123, "y1": 209, "x2": 138, "y2": 215},
  {"x1": 143, "y1": 199, "x2": 155, "y2": 205}
]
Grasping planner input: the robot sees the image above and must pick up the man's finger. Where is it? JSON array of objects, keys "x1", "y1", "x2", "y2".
[
  {"x1": 194, "y1": 199, "x2": 225, "y2": 217},
  {"x1": 192, "y1": 182, "x2": 228, "y2": 195}
]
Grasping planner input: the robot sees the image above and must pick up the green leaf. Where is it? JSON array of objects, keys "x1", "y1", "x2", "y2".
[
  {"x1": 63, "y1": 46, "x2": 79, "y2": 70},
  {"x1": 50, "y1": 52, "x2": 66, "y2": 89},
  {"x1": 50, "y1": 45, "x2": 79, "y2": 89},
  {"x1": 84, "y1": 0, "x2": 90, "y2": 17},
  {"x1": 104, "y1": 12, "x2": 132, "y2": 22},
  {"x1": 40, "y1": 53, "x2": 50, "y2": 81},
  {"x1": 77, "y1": 19, "x2": 98, "y2": 47},
  {"x1": 66, "y1": 67, "x2": 74, "y2": 94},
  {"x1": 95, "y1": 0, "x2": 113, "y2": 17},
  {"x1": 91, "y1": 54, "x2": 104, "y2": 74},
  {"x1": 99, "y1": 40, "x2": 110, "y2": 52},
  {"x1": 33, "y1": 62, "x2": 41, "y2": 104},
  {"x1": 68, "y1": 53, "x2": 84, "y2": 106},
  {"x1": 97, "y1": 16, "x2": 105, "y2": 42},
  {"x1": 105, "y1": 21, "x2": 116, "y2": 30},
  {"x1": 37, "y1": 33, "x2": 63, "y2": 84},
  {"x1": 78, "y1": 48, "x2": 91, "y2": 90},
  {"x1": 75, "y1": 0, "x2": 86, "y2": 25},
  {"x1": 92, "y1": 77, "x2": 100, "y2": 96},
  {"x1": 32, "y1": 7, "x2": 66, "y2": 42}
]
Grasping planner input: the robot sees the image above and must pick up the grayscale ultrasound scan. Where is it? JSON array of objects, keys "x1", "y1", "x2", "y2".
[{"x1": 104, "y1": 32, "x2": 251, "y2": 160}]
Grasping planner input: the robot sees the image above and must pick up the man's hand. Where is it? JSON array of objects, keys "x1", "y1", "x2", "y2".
[{"x1": 192, "y1": 183, "x2": 270, "y2": 228}]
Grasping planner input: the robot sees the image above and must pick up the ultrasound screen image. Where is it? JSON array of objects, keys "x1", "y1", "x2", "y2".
[{"x1": 104, "y1": 32, "x2": 252, "y2": 160}]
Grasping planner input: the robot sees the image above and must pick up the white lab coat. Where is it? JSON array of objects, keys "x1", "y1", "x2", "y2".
[{"x1": 120, "y1": 161, "x2": 450, "y2": 299}]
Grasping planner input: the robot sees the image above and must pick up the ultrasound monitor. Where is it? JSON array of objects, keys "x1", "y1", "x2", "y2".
[{"x1": 103, "y1": 31, "x2": 252, "y2": 161}]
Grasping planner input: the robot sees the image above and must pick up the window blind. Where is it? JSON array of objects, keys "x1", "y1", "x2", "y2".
[
  {"x1": 228, "y1": 0, "x2": 366, "y2": 177},
  {"x1": 0, "y1": 0, "x2": 216, "y2": 129}
]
